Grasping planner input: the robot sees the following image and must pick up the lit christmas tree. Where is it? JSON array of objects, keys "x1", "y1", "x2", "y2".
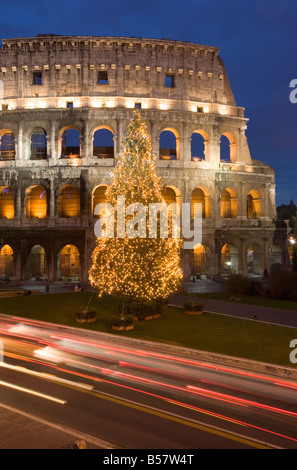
[{"x1": 89, "y1": 111, "x2": 183, "y2": 304}]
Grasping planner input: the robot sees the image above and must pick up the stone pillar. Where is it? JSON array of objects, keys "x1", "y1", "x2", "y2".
[
  {"x1": 17, "y1": 122, "x2": 23, "y2": 161},
  {"x1": 50, "y1": 120, "x2": 56, "y2": 162},
  {"x1": 239, "y1": 237, "x2": 247, "y2": 274},
  {"x1": 263, "y1": 238, "x2": 269, "y2": 274},
  {"x1": 49, "y1": 177, "x2": 55, "y2": 220}
]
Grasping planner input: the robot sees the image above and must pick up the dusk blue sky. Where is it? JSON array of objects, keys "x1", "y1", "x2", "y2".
[{"x1": 1, "y1": 0, "x2": 297, "y2": 206}]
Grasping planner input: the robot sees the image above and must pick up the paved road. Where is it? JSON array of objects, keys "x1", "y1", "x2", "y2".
[{"x1": 1, "y1": 283, "x2": 297, "y2": 449}]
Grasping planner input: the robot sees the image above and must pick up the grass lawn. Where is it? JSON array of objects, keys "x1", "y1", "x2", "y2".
[{"x1": 0, "y1": 290, "x2": 296, "y2": 367}]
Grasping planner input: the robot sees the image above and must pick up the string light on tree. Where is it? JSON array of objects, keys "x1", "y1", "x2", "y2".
[{"x1": 89, "y1": 111, "x2": 183, "y2": 302}]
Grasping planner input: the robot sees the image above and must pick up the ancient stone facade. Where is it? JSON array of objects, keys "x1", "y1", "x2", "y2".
[{"x1": 0, "y1": 35, "x2": 289, "y2": 284}]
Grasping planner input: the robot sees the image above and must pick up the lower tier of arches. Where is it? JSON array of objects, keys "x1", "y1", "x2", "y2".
[{"x1": 0, "y1": 228, "x2": 290, "y2": 284}]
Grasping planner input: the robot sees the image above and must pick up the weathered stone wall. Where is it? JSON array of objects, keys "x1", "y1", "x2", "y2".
[{"x1": 0, "y1": 35, "x2": 289, "y2": 283}]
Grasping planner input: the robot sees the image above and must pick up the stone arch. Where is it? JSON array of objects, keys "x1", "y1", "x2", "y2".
[
  {"x1": 191, "y1": 129, "x2": 210, "y2": 161},
  {"x1": 59, "y1": 127, "x2": 81, "y2": 158},
  {"x1": 247, "y1": 243, "x2": 263, "y2": 276},
  {"x1": 191, "y1": 243, "x2": 211, "y2": 277},
  {"x1": 191, "y1": 187, "x2": 211, "y2": 218},
  {"x1": 58, "y1": 244, "x2": 80, "y2": 280},
  {"x1": 92, "y1": 126, "x2": 115, "y2": 159},
  {"x1": 0, "y1": 129, "x2": 16, "y2": 161},
  {"x1": 25, "y1": 244, "x2": 48, "y2": 280},
  {"x1": 25, "y1": 185, "x2": 47, "y2": 218},
  {"x1": 0, "y1": 244, "x2": 13, "y2": 279},
  {"x1": 247, "y1": 189, "x2": 262, "y2": 219},
  {"x1": 221, "y1": 243, "x2": 239, "y2": 274},
  {"x1": 92, "y1": 184, "x2": 108, "y2": 216},
  {"x1": 59, "y1": 184, "x2": 80, "y2": 218},
  {"x1": 221, "y1": 188, "x2": 238, "y2": 218},
  {"x1": 269, "y1": 243, "x2": 282, "y2": 270},
  {"x1": 30, "y1": 127, "x2": 47, "y2": 160},
  {"x1": 159, "y1": 128, "x2": 180, "y2": 160},
  {"x1": 0, "y1": 186, "x2": 14, "y2": 218},
  {"x1": 162, "y1": 185, "x2": 181, "y2": 206},
  {"x1": 220, "y1": 132, "x2": 237, "y2": 163}
]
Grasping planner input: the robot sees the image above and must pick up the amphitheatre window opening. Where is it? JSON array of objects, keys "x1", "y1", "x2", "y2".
[
  {"x1": 26, "y1": 245, "x2": 47, "y2": 281},
  {"x1": 162, "y1": 187, "x2": 177, "y2": 206},
  {"x1": 66, "y1": 102, "x2": 74, "y2": 109},
  {"x1": 93, "y1": 128, "x2": 114, "y2": 159},
  {"x1": 92, "y1": 185, "x2": 108, "y2": 217},
  {"x1": 164, "y1": 74, "x2": 175, "y2": 88},
  {"x1": 191, "y1": 132, "x2": 206, "y2": 161},
  {"x1": 32, "y1": 71, "x2": 42, "y2": 85},
  {"x1": 0, "y1": 245, "x2": 13, "y2": 279},
  {"x1": 31, "y1": 128, "x2": 47, "y2": 160},
  {"x1": 159, "y1": 130, "x2": 178, "y2": 160},
  {"x1": 191, "y1": 244, "x2": 209, "y2": 278},
  {"x1": 247, "y1": 244, "x2": 263, "y2": 276},
  {"x1": 0, "y1": 187, "x2": 14, "y2": 219},
  {"x1": 59, "y1": 184, "x2": 80, "y2": 218},
  {"x1": 134, "y1": 103, "x2": 141, "y2": 109},
  {"x1": 0, "y1": 131, "x2": 15, "y2": 160},
  {"x1": 221, "y1": 188, "x2": 238, "y2": 218},
  {"x1": 221, "y1": 243, "x2": 238, "y2": 274},
  {"x1": 220, "y1": 135, "x2": 230, "y2": 162},
  {"x1": 61, "y1": 128, "x2": 80, "y2": 158},
  {"x1": 220, "y1": 133, "x2": 237, "y2": 163},
  {"x1": 247, "y1": 190, "x2": 261, "y2": 219},
  {"x1": 26, "y1": 185, "x2": 47, "y2": 219},
  {"x1": 59, "y1": 244, "x2": 80, "y2": 280},
  {"x1": 191, "y1": 188, "x2": 210, "y2": 218},
  {"x1": 1, "y1": 104, "x2": 8, "y2": 111},
  {"x1": 97, "y1": 71, "x2": 108, "y2": 85}
]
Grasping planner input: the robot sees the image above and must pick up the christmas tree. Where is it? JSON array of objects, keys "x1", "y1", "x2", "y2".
[{"x1": 89, "y1": 111, "x2": 183, "y2": 303}]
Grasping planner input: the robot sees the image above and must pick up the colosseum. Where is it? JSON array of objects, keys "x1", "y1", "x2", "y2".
[{"x1": 0, "y1": 34, "x2": 290, "y2": 287}]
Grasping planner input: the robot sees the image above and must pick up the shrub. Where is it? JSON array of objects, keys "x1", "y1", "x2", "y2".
[
  {"x1": 184, "y1": 301, "x2": 203, "y2": 312},
  {"x1": 226, "y1": 273, "x2": 253, "y2": 295}
]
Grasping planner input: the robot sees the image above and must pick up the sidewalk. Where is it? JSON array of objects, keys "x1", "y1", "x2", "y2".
[
  {"x1": 0, "y1": 403, "x2": 115, "y2": 449},
  {"x1": 169, "y1": 292, "x2": 297, "y2": 328}
]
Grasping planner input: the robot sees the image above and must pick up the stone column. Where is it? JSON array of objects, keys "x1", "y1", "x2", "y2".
[
  {"x1": 50, "y1": 120, "x2": 56, "y2": 162},
  {"x1": 17, "y1": 122, "x2": 23, "y2": 161}
]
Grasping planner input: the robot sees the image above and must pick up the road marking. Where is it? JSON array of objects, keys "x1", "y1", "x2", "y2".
[
  {"x1": 56, "y1": 380, "x2": 274, "y2": 449},
  {"x1": 0, "y1": 361, "x2": 94, "y2": 390},
  {"x1": 0, "y1": 380, "x2": 67, "y2": 404}
]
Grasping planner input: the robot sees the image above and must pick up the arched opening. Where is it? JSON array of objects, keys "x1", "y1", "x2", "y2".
[
  {"x1": 221, "y1": 188, "x2": 238, "y2": 218},
  {"x1": 0, "y1": 130, "x2": 15, "y2": 160},
  {"x1": 221, "y1": 243, "x2": 238, "y2": 274},
  {"x1": 26, "y1": 185, "x2": 47, "y2": 218},
  {"x1": 191, "y1": 244, "x2": 210, "y2": 278},
  {"x1": 191, "y1": 188, "x2": 211, "y2": 218},
  {"x1": 92, "y1": 185, "x2": 108, "y2": 217},
  {"x1": 247, "y1": 244, "x2": 263, "y2": 276},
  {"x1": 220, "y1": 133, "x2": 237, "y2": 163},
  {"x1": 269, "y1": 244, "x2": 282, "y2": 271},
  {"x1": 60, "y1": 128, "x2": 80, "y2": 158},
  {"x1": 93, "y1": 128, "x2": 114, "y2": 159},
  {"x1": 159, "y1": 129, "x2": 179, "y2": 160},
  {"x1": 191, "y1": 131, "x2": 208, "y2": 161},
  {"x1": 0, "y1": 187, "x2": 14, "y2": 218},
  {"x1": 59, "y1": 244, "x2": 80, "y2": 280},
  {"x1": 162, "y1": 186, "x2": 177, "y2": 206},
  {"x1": 0, "y1": 245, "x2": 13, "y2": 279},
  {"x1": 59, "y1": 185, "x2": 80, "y2": 218},
  {"x1": 26, "y1": 245, "x2": 47, "y2": 280},
  {"x1": 31, "y1": 128, "x2": 47, "y2": 160},
  {"x1": 247, "y1": 190, "x2": 262, "y2": 219}
]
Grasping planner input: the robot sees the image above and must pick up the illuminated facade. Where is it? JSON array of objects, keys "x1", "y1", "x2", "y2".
[{"x1": 0, "y1": 34, "x2": 289, "y2": 283}]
